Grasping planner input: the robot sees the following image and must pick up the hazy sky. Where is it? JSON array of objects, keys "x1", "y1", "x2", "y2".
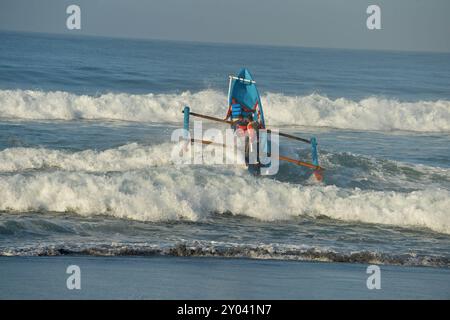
[{"x1": 1, "y1": 0, "x2": 449, "y2": 52}]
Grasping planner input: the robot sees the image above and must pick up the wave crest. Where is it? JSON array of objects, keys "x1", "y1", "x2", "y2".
[
  {"x1": 0, "y1": 143, "x2": 173, "y2": 172},
  {"x1": 0, "y1": 168, "x2": 449, "y2": 234},
  {"x1": 1, "y1": 89, "x2": 449, "y2": 132}
]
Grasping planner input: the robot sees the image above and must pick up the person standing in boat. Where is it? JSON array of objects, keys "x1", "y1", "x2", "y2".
[{"x1": 234, "y1": 114, "x2": 249, "y2": 135}]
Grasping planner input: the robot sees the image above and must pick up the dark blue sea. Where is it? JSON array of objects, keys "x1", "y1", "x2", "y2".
[{"x1": 0, "y1": 31, "x2": 449, "y2": 268}]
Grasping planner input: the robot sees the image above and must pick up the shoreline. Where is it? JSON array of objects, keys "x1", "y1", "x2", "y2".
[{"x1": 1, "y1": 256, "x2": 449, "y2": 299}]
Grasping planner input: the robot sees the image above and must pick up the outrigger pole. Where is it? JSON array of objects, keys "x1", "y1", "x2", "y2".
[
  {"x1": 186, "y1": 111, "x2": 312, "y2": 144},
  {"x1": 182, "y1": 107, "x2": 324, "y2": 172}
]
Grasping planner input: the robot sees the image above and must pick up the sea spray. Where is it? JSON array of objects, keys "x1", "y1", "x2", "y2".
[
  {"x1": 1, "y1": 89, "x2": 449, "y2": 132},
  {"x1": 0, "y1": 168, "x2": 449, "y2": 234}
]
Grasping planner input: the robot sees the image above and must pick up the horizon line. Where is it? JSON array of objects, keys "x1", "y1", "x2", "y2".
[{"x1": 2, "y1": 28, "x2": 450, "y2": 55}]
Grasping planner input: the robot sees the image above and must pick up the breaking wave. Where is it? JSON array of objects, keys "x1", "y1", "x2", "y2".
[
  {"x1": 1, "y1": 89, "x2": 449, "y2": 132},
  {"x1": 1, "y1": 144, "x2": 449, "y2": 192},
  {"x1": 0, "y1": 167, "x2": 449, "y2": 234},
  {"x1": 1, "y1": 242, "x2": 448, "y2": 267},
  {"x1": 0, "y1": 143, "x2": 174, "y2": 172}
]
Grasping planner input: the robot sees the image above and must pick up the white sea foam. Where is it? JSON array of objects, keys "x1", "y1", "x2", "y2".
[
  {"x1": 264, "y1": 93, "x2": 450, "y2": 132},
  {"x1": 0, "y1": 143, "x2": 174, "y2": 172},
  {"x1": 0, "y1": 168, "x2": 449, "y2": 234},
  {"x1": 1, "y1": 89, "x2": 449, "y2": 132},
  {"x1": 1, "y1": 144, "x2": 448, "y2": 191},
  {"x1": 0, "y1": 142, "x2": 247, "y2": 172},
  {"x1": 2, "y1": 241, "x2": 447, "y2": 267}
]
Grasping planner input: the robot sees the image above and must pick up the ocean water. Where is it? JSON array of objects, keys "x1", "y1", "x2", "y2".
[{"x1": 0, "y1": 31, "x2": 449, "y2": 267}]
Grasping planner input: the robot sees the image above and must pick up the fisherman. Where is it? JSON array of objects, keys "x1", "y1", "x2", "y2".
[{"x1": 234, "y1": 114, "x2": 248, "y2": 136}]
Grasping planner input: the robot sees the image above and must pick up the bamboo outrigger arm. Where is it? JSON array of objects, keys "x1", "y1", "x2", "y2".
[
  {"x1": 182, "y1": 106, "x2": 324, "y2": 172},
  {"x1": 182, "y1": 109, "x2": 312, "y2": 144}
]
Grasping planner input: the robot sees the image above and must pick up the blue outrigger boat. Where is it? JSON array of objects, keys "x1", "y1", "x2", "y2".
[{"x1": 182, "y1": 68, "x2": 323, "y2": 180}]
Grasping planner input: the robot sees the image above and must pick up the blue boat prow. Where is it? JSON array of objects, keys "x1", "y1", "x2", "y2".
[{"x1": 228, "y1": 68, "x2": 266, "y2": 128}]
